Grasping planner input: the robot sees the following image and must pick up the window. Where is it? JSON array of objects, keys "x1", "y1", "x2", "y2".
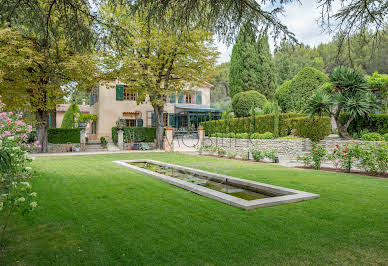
[
  {"x1": 124, "y1": 86, "x2": 137, "y2": 101},
  {"x1": 125, "y1": 119, "x2": 136, "y2": 127},
  {"x1": 163, "y1": 113, "x2": 168, "y2": 127},
  {"x1": 185, "y1": 94, "x2": 194, "y2": 104}
]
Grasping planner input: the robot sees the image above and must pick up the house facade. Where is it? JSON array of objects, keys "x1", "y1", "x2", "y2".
[{"x1": 74, "y1": 80, "x2": 222, "y2": 140}]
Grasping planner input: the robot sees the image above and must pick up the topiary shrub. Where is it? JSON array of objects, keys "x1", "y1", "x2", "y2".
[
  {"x1": 361, "y1": 132, "x2": 384, "y2": 141},
  {"x1": 274, "y1": 80, "x2": 292, "y2": 112},
  {"x1": 61, "y1": 103, "x2": 82, "y2": 129},
  {"x1": 275, "y1": 67, "x2": 329, "y2": 113},
  {"x1": 48, "y1": 128, "x2": 80, "y2": 144},
  {"x1": 232, "y1": 90, "x2": 267, "y2": 117}
]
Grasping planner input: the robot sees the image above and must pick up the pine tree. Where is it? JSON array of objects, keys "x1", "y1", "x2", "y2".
[{"x1": 229, "y1": 27, "x2": 276, "y2": 99}]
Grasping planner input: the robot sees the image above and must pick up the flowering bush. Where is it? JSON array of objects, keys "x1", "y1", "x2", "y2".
[
  {"x1": 0, "y1": 96, "x2": 38, "y2": 244},
  {"x1": 250, "y1": 148, "x2": 265, "y2": 161},
  {"x1": 328, "y1": 142, "x2": 363, "y2": 173},
  {"x1": 357, "y1": 142, "x2": 388, "y2": 175},
  {"x1": 297, "y1": 144, "x2": 326, "y2": 170}
]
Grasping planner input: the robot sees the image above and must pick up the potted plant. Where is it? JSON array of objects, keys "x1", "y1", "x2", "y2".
[
  {"x1": 116, "y1": 119, "x2": 126, "y2": 130},
  {"x1": 100, "y1": 137, "x2": 108, "y2": 148},
  {"x1": 77, "y1": 114, "x2": 97, "y2": 129}
]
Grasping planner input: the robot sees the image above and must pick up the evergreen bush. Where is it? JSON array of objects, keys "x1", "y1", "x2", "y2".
[
  {"x1": 61, "y1": 103, "x2": 82, "y2": 128},
  {"x1": 112, "y1": 127, "x2": 156, "y2": 144},
  {"x1": 232, "y1": 90, "x2": 267, "y2": 117},
  {"x1": 48, "y1": 128, "x2": 81, "y2": 144}
]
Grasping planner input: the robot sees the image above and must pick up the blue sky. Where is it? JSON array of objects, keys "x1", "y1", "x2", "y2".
[{"x1": 216, "y1": 0, "x2": 335, "y2": 63}]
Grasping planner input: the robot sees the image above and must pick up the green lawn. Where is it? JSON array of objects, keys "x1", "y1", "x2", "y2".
[{"x1": 1, "y1": 153, "x2": 387, "y2": 265}]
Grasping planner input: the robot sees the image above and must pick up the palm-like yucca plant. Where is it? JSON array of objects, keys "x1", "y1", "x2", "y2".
[{"x1": 306, "y1": 66, "x2": 377, "y2": 139}]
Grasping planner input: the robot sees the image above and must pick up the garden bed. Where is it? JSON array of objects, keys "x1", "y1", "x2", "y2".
[{"x1": 295, "y1": 166, "x2": 388, "y2": 178}]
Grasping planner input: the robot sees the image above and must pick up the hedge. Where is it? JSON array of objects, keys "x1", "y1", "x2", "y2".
[
  {"x1": 284, "y1": 116, "x2": 332, "y2": 142},
  {"x1": 48, "y1": 128, "x2": 80, "y2": 144},
  {"x1": 202, "y1": 114, "x2": 331, "y2": 141},
  {"x1": 339, "y1": 113, "x2": 388, "y2": 136},
  {"x1": 202, "y1": 113, "x2": 303, "y2": 136},
  {"x1": 112, "y1": 127, "x2": 156, "y2": 144},
  {"x1": 232, "y1": 90, "x2": 267, "y2": 117}
]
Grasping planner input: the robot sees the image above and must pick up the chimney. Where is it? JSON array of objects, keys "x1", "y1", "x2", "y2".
[{"x1": 82, "y1": 99, "x2": 86, "y2": 106}]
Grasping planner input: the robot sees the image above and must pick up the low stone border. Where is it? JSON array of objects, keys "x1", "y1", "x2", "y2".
[{"x1": 114, "y1": 159, "x2": 320, "y2": 210}]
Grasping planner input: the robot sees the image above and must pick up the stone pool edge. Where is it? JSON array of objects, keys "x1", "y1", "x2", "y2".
[{"x1": 113, "y1": 159, "x2": 320, "y2": 210}]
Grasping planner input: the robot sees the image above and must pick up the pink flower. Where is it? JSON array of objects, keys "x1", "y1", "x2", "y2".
[
  {"x1": 27, "y1": 125, "x2": 32, "y2": 132},
  {"x1": 16, "y1": 128, "x2": 21, "y2": 132},
  {"x1": 377, "y1": 142, "x2": 382, "y2": 146},
  {"x1": 333, "y1": 150, "x2": 337, "y2": 153},
  {"x1": 0, "y1": 112, "x2": 6, "y2": 117},
  {"x1": 336, "y1": 144, "x2": 339, "y2": 147},
  {"x1": 313, "y1": 148, "x2": 317, "y2": 151},
  {"x1": 4, "y1": 131, "x2": 11, "y2": 136},
  {"x1": 8, "y1": 112, "x2": 13, "y2": 115},
  {"x1": 18, "y1": 114, "x2": 22, "y2": 118},
  {"x1": 344, "y1": 154, "x2": 347, "y2": 157},
  {"x1": 15, "y1": 120, "x2": 24, "y2": 126},
  {"x1": 21, "y1": 134, "x2": 27, "y2": 139},
  {"x1": 6, "y1": 119, "x2": 11, "y2": 123},
  {"x1": 34, "y1": 140, "x2": 40, "y2": 147},
  {"x1": 26, "y1": 144, "x2": 31, "y2": 150}
]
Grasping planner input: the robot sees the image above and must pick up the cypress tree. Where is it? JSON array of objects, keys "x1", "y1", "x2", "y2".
[{"x1": 229, "y1": 27, "x2": 276, "y2": 99}]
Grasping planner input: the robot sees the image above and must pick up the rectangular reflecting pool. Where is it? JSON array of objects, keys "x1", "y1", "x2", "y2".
[{"x1": 114, "y1": 159, "x2": 319, "y2": 210}]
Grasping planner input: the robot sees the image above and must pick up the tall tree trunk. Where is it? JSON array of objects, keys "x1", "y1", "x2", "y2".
[
  {"x1": 153, "y1": 104, "x2": 164, "y2": 150},
  {"x1": 35, "y1": 110, "x2": 49, "y2": 153},
  {"x1": 334, "y1": 115, "x2": 352, "y2": 139}
]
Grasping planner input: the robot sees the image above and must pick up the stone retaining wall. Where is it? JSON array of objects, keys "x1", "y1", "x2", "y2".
[
  {"x1": 48, "y1": 143, "x2": 81, "y2": 153},
  {"x1": 204, "y1": 136, "x2": 384, "y2": 158},
  {"x1": 204, "y1": 137, "x2": 311, "y2": 157}
]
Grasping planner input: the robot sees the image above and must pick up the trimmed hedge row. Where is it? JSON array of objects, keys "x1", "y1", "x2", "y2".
[
  {"x1": 339, "y1": 113, "x2": 388, "y2": 136},
  {"x1": 202, "y1": 114, "x2": 331, "y2": 141},
  {"x1": 48, "y1": 128, "x2": 80, "y2": 144},
  {"x1": 202, "y1": 113, "x2": 303, "y2": 135},
  {"x1": 112, "y1": 127, "x2": 156, "y2": 144}
]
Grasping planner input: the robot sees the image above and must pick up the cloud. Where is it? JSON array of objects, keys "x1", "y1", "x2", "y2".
[{"x1": 216, "y1": 0, "x2": 337, "y2": 64}]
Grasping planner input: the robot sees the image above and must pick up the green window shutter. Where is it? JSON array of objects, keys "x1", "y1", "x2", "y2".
[
  {"x1": 151, "y1": 113, "x2": 156, "y2": 127},
  {"x1": 137, "y1": 119, "x2": 143, "y2": 127},
  {"x1": 170, "y1": 94, "x2": 176, "y2": 103},
  {"x1": 116, "y1": 85, "x2": 124, "y2": 101},
  {"x1": 196, "y1": 91, "x2": 202, "y2": 104},
  {"x1": 169, "y1": 114, "x2": 176, "y2": 127},
  {"x1": 178, "y1": 93, "x2": 184, "y2": 103}
]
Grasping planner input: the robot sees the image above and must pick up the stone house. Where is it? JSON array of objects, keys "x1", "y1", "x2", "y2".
[{"x1": 56, "y1": 80, "x2": 222, "y2": 140}]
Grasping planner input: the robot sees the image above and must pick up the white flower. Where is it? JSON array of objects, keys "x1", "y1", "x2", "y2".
[
  {"x1": 30, "y1": 192, "x2": 37, "y2": 197},
  {"x1": 16, "y1": 197, "x2": 25, "y2": 202},
  {"x1": 30, "y1": 202, "x2": 37, "y2": 208},
  {"x1": 20, "y1": 182, "x2": 30, "y2": 188}
]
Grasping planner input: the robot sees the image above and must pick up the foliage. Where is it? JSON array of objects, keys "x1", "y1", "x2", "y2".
[
  {"x1": 227, "y1": 151, "x2": 237, "y2": 159},
  {"x1": 385, "y1": 133, "x2": 388, "y2": 141},
  {"x1": 48, "y1": 128, "x2": 81, "y2": 144},
  {"x1": 250, "y1": 148, "x2": 265, "y2": 162},
  {"x1": 250, "y1": 132, "x2": 274, "y2": 139},
  {"x1": 229, "y1": 28, "x2": 276, "y2": 98},
  {"x1": 361, "y1": 132, "x2": 384, "y2": 141},
  {"x1": 274, "y1": 80, "x2": 292, "y2": 113},
  {"x1": 357, "y1": 142, "x2": 388, "y2": 175},
  {"x1": 112, "y1": 127, "x2": 156, "y2": 144},
  {"x1": 274, "y1": 41, "x2": 325, "y2": 86},
  {"x1": 297, "y1": 145, "x2": 326, "y2": 170},
  {"x1": 100, "y1": 137, "x2": 108, "y2": 146},
  {"x1": 0, "y1": 11, "x2": 100, "y2": 152},
  {"x1": 203, "y1": 113, "x2": 304, "y2": 136},
  {"x1": 276, "y1": 67, "x2": 329, "y2": 112},
  {"x1": 61, "y1": 104, "x2": 82, "y2": 129},
  {"x1": 78, "y1": 114, "x2": 98, "y2": 123},
  {"x1": 306, "y1": 66, "x2": 377, "y2": 138},
  {"x1": 232, "y1": 90, "x2": 267, "y2": 117},
  {"x1": 0, "y1": 96, "x2": 38, "y2": 244},
  {"x1": 367, "y1": 72, "x2": 388, "y2": 113},
  {"x1": 328, "y1": 142, "x2": 363, "y2": 173},
  {"x1": 100, "y1": 4, "x2": 217, "y2": 149},
  {"x1": 285, "y1": 117, "x2": 332, "y2": 142},
  {"x1": 264, "y1": 149, "x2": 278, "y2": 162},
  {"x1": 339, "y1": 113, "x2": 388, "y2": 136},
  {"x1": 217, "y1": 147, "x2": 227, "y2": 157},
  {"x1": 207, "y1": 62, "x2": 230, "y2": 103}
]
